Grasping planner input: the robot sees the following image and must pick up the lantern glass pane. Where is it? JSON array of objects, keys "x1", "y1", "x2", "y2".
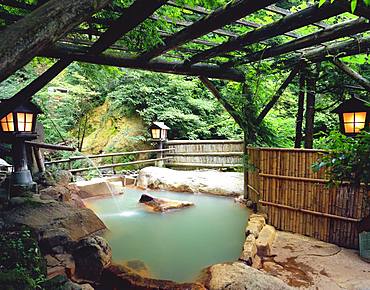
[
  {"x1": 1, "y1": 113, "x2": 15, "y2": 132},
  {"x1": 354, "y1": 112, "x2": 366, "y2": 123},
  {"x1": 152, "y1": 129, "x2": 160, "y2": 139},
  {"x1": 343, "y1": 112, "x2": 366, "y2": 134},
  {"x1": 17, "y1": 112, "x2": 33, "y2": 132},
  {"x1": 17, "y1": 112, "x2": 26, "y2": 131}
]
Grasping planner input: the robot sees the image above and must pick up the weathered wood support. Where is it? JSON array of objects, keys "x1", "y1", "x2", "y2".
[
  {"x1": 304, "y1": 64, "x2": 320, "y2": 149},
  {"x1": 199, "y1": 77, "x2": 245, "y2": 127},
  {"x1": 295, "y1": 70, "x2": 306, "y2": 148},
  {"x1": 285, "y1": 36, "x2": 370, "y2": 66},
  {"x1": 25, "y1": 141, "x2": 76, "y2": 152},
  {"x1": 40, "y1": 47, "x2": 245, "y2": 82},
  {"x1": 188, "y1": 2, "x2": 346, "y2": 64},
  {"x1": 1, "y1": 0, "x2": 168, "y2": 119},
  {"x1": 0, "y1": 0, "x2": 111, "y2": 82},
  {"x1": 138, "y1": 0, "x2": 279, "y2": 61},
  {"x1": 332, "y1": 59, "x2": 370, "y2": 93},
  {"x1": 256, "y1": 65, "x2": 301, "y2": 124},
  {"x1": 227, "y1": 18, "x2": 370, "y2": 66}
]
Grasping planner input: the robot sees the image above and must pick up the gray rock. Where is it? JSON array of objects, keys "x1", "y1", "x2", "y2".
[
  {"x1": 73, "y1": 235, "x2": 112, "y2": 282},
  {"x1": 39, "y1": 228, "x2": 73, "y2": 253},
  {"x1": 200, "y1": 262, "x2": 293, "y2": 290},
  {"x1": 137, "y1": 167, "x2": 243, "y2": 196},
  {"x1": 3, "y1": 201, "x2": 106, "y2": 241}
]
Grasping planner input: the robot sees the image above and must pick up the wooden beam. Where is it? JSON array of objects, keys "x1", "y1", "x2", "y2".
[
  {"x1": 39, "y1": 46, "x2": 245, "y2": 82},
  {"x1": 304, "y1": 64, "x2": 319, "y2": 149},
  {"x1": 265, "y1": 4, "x2": 328, "y2": 29},
  {"x1": 286, "y1": 35, "x2": 370, "y2": 65},
  {"x1": 187, "y1": 2, "x2": 346, "y2": 65},
  {"x1": 0, "y1": 0, "x2": 111, "y2": 82},
  {"x1": 1, "y1": 0, "x2": 167, "y2": 119},
  {"x1": 137, "y1": 0, "x2": 279, "y2": 62},
  {"x1": 166, "y1": 0, "x2": 299, "y2": 39},
  {"x1": 256, "y1": 65, "x2": 301, "y2": 124},
  {"x1": 226, "y1": 18, "x2": 370, "y2": 66},
  {"x1": 335, "y1": 0, "x2": 370, "y2": 20},
  {"x1": 332, "y1": 59, "x2": 370, "y2": 93},
  {"x1": 295, "y1": 70, "x2": 306, "y2": 148},
  {"x1": 199, "y1": 77, "x2": 245, "y2": 127}
]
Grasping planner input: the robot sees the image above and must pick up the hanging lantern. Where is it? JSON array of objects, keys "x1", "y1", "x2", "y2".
[
  {"x1": 149, "y1": 122, "x2": 170, "y2": 141},
  {"x1": 332, "y1": 96, "x2": 369, "y2": 137}
]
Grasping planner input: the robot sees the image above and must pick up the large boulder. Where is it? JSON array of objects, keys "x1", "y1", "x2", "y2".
[
  {"x1": 199, "y1": 262, "x2": 292, "y2": 290},
  {"x1": 137, "y1": 167, "x2": 243, "y2": 196},
  {"x1": 34, "y1": 170, "x2": 73, "y2": 188},
  {"x1": 72, "y1": 177, "x2": 123, "y2": 198},
  {"x1": 73, "y1": 236, "x2": 112, "y2": 282},
  {"x1": 2, "y1": 201, "x2": 106, "y2": 243},
  {"x1": 139, "y1": 193, "x2": 194, "y2": 212}
]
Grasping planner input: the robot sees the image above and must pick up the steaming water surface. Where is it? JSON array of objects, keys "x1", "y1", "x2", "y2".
[{"x1": 86, "y1": 188, "x2": 249, "y2": 282}]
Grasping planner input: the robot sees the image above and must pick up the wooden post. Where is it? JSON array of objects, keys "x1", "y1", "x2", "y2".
[
  {"x1": 304, "y1": 63, "x2": 320, "y2": 149},
  {"x1": 295, "y1": 69, "x2": 306, "y2": 148},
  {"x1": 33, "y1": 147, "x2": 45, "y2": 173}
]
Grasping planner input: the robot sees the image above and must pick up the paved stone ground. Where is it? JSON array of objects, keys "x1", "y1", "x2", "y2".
[{"x1": 261, "y1": 231, "x2": 370, "y2": 290}]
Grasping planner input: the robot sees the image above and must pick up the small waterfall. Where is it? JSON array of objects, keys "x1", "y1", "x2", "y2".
[{"x1": 73, "y1": 151, "x2": 123, "y2": 212}]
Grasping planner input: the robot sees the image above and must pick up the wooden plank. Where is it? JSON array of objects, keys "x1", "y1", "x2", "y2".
[
  {"x1": 137, "y1": 0, "x2": 279, "y2": 61},
  {"x1": 0, "y1": 0, "x2": 111, "y2": 82},
  {"x1": 188, "y1": 2, "x2": 346, "y2": 64}
]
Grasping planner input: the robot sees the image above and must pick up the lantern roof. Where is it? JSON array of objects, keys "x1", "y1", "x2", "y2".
[
  {"x1": 150, "y1": 122, "x2": 170, "y2": 130},
  {"x1": 0, "y1": 100, "x2": 42, "y2": 116},
  {"x1": 332, "y1": 96, "x2": 370, "y2": 114}
]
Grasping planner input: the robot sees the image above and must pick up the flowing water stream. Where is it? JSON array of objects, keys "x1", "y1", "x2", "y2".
[{"x1": 85, "y1": 189, "x2": 249, "y2": 282}]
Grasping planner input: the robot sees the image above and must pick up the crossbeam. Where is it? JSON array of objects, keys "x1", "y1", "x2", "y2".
[
  {"x1": 285, "y1": 36, "x2": 370, "y2": 65},
  {"x1": 225, "y1": 18, "x2": 370, "y2": 66},
  {"x1": 187, "y1": 2, "x2": 346, "y2": 65},
  {"x1": 40, "y1": 45, "x2": 245, "y2": 82},
  {"x1": 137, "y1": 0, "x2": 279, "y2": 62}
]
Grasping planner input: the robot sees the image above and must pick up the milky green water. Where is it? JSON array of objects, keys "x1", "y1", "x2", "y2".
[{"x1": 86, "y1": 188, "x2": 249, "y2": 282}]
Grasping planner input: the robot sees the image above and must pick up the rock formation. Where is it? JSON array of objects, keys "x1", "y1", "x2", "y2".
[
  {"x1": 137, "y1": 167, "x2": 243, "y2": 196},
  {"x1": 139, "y1": 193, "x2": 194, "y2": 212}
]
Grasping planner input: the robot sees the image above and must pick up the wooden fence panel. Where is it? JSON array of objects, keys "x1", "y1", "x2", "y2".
[
  {"x1": 248, "y1": 147, "x2": 369, "y2": 249},
  {"x1": 165, "y1": 140, "x2": 243, "y2": 169}
]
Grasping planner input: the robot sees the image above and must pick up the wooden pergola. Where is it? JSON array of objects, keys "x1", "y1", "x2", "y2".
[{"x1": 0, "y1": 0, "x2": 369, "y2": 199}]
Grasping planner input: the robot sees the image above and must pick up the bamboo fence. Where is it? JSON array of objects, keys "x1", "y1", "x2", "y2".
[
  {"x1": 248, "y1": 147, "x2": 369, "y2": 249},
  {"x1": 165, "y1": 139, "x2": 243, "y2": 169}
]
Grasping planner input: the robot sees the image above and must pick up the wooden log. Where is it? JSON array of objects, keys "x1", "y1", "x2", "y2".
[
  {"x1": 285, "y1": 36, "x2": 370, "y2": 66},
  {"x1": 1, "y1": 0, "x2": 168, "y2": 119},
  {"x1": 187, "y1": 2, "x2": 346, "y2": 64},
  {"x1": 304, "y1": 63, "x2": 319, "y2": 149},
  {"x1": 199, "y1": 77, "x2": 245, "y2": 127},
  {"x1": 295, "y1": 70, "x2": 306, "y2": 148},
  {"x1": 256, "y1": 64, "x2": 301, "y2": 124},
  {"x1": 39, "y1": 47, "x2": 245, "y2": 82},
  {"x1": 137, "y1": 0, "x2": 279, "y2": 61},
  {"x1": 0, "y1": 0, "x2": 111, "y2": 82},
  {"x1": 25, "y1": 141, "x2": 75, "y2": 152},
  {"x1": 226, "y1": 18, "x2": 370, "y2": 66},
  {"x1": 332, "y1": 59, "x2": 370, "y2": 93},
  {"x1": 33, "y1": 146, "x2": 45, "y2": 173}
]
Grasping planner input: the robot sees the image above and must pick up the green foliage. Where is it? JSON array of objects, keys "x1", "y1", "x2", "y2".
[
  {"x1": 107, "y1": 70, "x2": 243, "y2": 140},
  {"x1": 313, "y1": 130, "x2": 370, "y2": 188},
  {"x1": 0, "y1": 227, "x2": 46, "y2": 290}
]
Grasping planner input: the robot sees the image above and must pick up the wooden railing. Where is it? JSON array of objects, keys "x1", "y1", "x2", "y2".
[
  {"x1": 247, "y1": 147, "x2": 369, "y2": 249},
  {"x1": 45, "y1": 148, "x2": 173, "y2": 174},
  {"x1": 165, "y1": 139, "x2": 243, "y2": 169}
]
